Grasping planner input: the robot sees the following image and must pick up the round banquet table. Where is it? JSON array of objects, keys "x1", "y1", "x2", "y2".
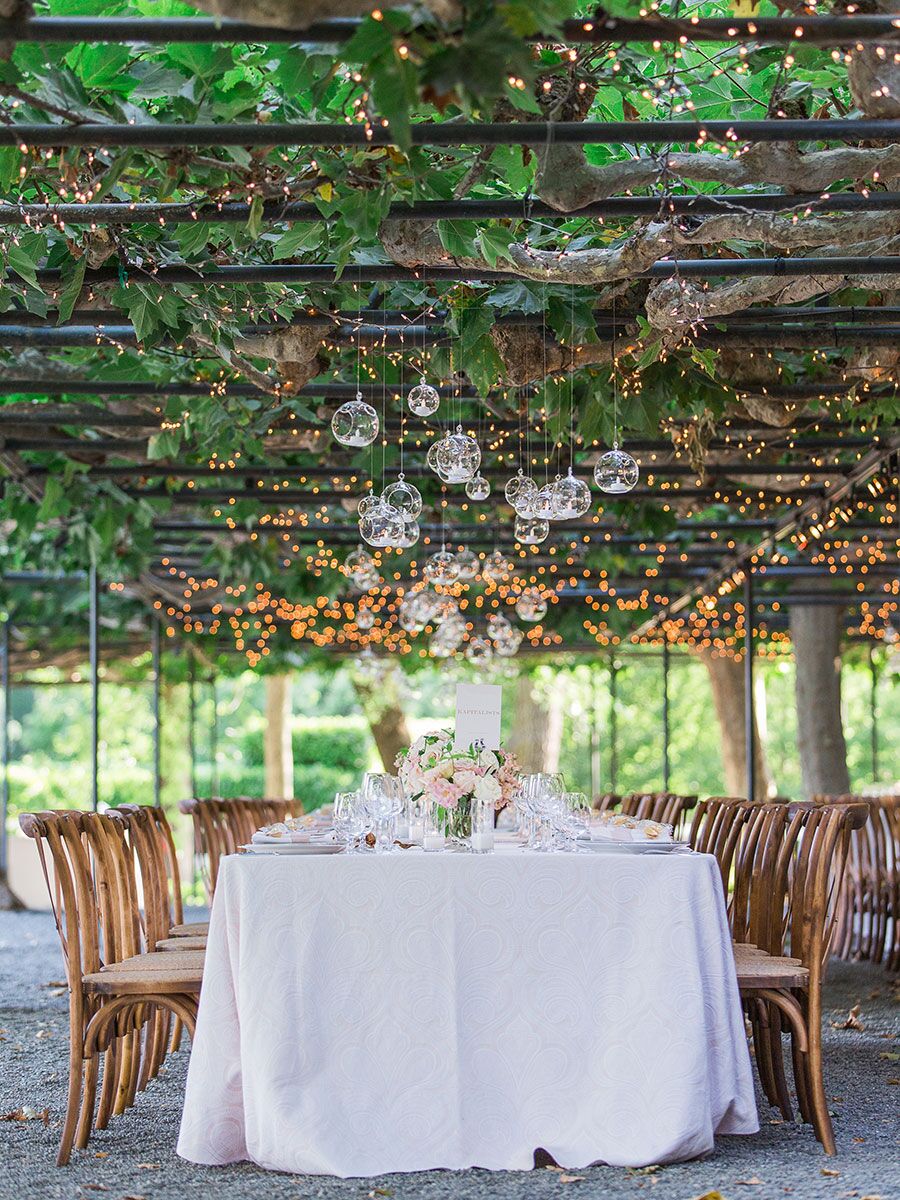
[{"x1": 177, "y1": 845, "x2": 758, "y2": 1177}]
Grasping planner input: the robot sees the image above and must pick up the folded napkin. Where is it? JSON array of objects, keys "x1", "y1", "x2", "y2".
[
  {"x1": 590, "y1": 815, "x2": 674, "y2": 844},
  {"x1": 251, "y1": 822, "x2": 337, "y2": 845}
]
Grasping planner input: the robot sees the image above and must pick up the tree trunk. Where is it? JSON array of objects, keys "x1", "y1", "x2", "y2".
[
  {"x1": 264, "y1": 674, "x2": 294, "y2": 800},
  {"x1": 507, "y1": 673, "x2": 564, "y2": 773},
  {"x1": 697, "y1": 647, "x2": 774, "y2": 800},
  {"x1": 352, "y1": 666, "x2": 412, "y2": 772},
  {"x1": 0, "y1": 869, "x2": 23, "y2": 911},
  {"x1": 789, "y1": 604, "x2": 851, "y2": 799}
]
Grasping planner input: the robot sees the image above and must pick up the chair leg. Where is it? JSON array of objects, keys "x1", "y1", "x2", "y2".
[
  {"x1": 74, "y1": 1052, "x2": 99, "y2": 1151},
  {"x1": 751, "y1": 1001, "x2": 780, "y2": 1110},
  {"x1": 169, "y1": 1015, "x2": 183, "y2": 1054},
  {"x1": 804, "y1": 993, "x2": 837, "y2": 1155},
  {"x1": 95, "y1": 1042, "x2": 118, "y2": 1130},
  {"x1": 58, "y1": 1042, "x2": 85, "y2": 1167},
  {"x1": 766, "y1": 1004, "x2": 794, "y2": 1121}
]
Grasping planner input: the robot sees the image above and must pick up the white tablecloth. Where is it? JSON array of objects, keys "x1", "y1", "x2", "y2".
[{"x1": 177, "y1": 847, "x2": 757, "y2": 1176}]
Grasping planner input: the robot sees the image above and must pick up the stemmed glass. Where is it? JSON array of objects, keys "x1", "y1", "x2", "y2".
[
  {"x1": 334, "y1": 789, "x2": 368, "y2": 853},
  {"x1": 364, "y1": 774, "x2": 404, "y2": 852}
]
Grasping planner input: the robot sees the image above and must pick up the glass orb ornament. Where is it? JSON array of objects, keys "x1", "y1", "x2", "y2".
[
  {"x1": 423, "y1": 545, "x2": 460, "y2": 585},
  {"x1": 344, "y1": 545, "x2": 375, "y2": 578},
  {"x1": 465, "y1": 635, "x2": 493, "y2": 663},
  {"x1": 399, "y1": 589, "x2": 431, "y2": 633},
  {"x1": 355, "y1": 605, "x2": 375, "y2": 631},
  {"x1": 432, "y1": 597, "x2": 462, "y2": 628},
  {"x1": 407, "y1": 381, "x2": 440, "y2": 417},
  {"x1": 486, "y1": 613, "x2": 514, "y2": 643},
  {"x1": 454, "y1": 547, "x2": 480, "y2": 581},
  {"x1": 331, "y1": 393, "x2": 379, "y2": 448},
  {"x1": 481, "y1": 549, "x2": 513, "y2": 585},
  {"x1": 494, "y1": 627, "x2": 523, "y2": 657},
  {"x1": 465, "y1": 474, "x2": 491, "y2": 501},
  {"x1": 504, "y1": 470, "x2": 537, "y2": 509},
  {"x1": 515, "y1": 588, "x2": 548, "y2": 622},
  {"x1": 426, "y1": 438, "x2": 443, "y2": 473},
  {"x1": 383, "y1": 474, "x2": 422, "y2": 519},
  {"x1": 434, "y1": 424, "x2": 481, "y2": 484},
  {"x1": 396, "y1": 518, "x2": 420, "y2": 549},
  {"x1": 357, "y1": 493, "x2": 378, "y2": 517},
  {"x1": 551, "y1": 469, "x2": 592, "y2": 519},
  {"x1": 359, "y1": 498, "x2": 404, "y2": 548},
  {"x1": 593, "y1": 444, "x2": 639, "y2": 494},
  {"x1": 514, "y1": 516, "x2": 549, "y2": 545}
]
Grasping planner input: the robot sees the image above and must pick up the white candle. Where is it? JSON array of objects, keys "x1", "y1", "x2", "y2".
[
  {"x1": 470, "y1": 831, "x2": 494, "y2": 852},
  {"x1": 396, "y1": 818, "x2": 410, "y2": 840},
  {"x1": 409, "y1": 820, "x2": 424, "y2": 843},
  {"x1": 423, "y1": 832, "x2": 445, "y2": 852}
]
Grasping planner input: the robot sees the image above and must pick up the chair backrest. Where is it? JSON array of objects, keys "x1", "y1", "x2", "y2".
[
  {"x1": 180, "y1": 796, "x2": 303, "y2": 901},
  {"x1": 19, "y1": 810, "x2": 144, "y2": 992},
  {"x1": 112, "y1": 805, "x2": 178, "y2": 949}
]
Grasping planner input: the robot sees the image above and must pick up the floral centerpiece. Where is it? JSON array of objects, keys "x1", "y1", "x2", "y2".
[{"x1": 396, "y1": 730, "x2": 520, "y2": 843}]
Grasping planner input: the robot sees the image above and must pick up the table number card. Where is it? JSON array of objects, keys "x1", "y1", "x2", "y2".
[{"x1": 454, "y1": 683, "x2": 502, "y2": 752}]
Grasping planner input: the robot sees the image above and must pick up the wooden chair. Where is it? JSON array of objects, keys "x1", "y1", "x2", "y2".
[
  {"x1": 821, "y1": 794, "x2": 898, "y2": 970},
  {"x1": 180, "y1": 796, "x2": 303, "y2": 902},
  {"x1": 732, "y1": 802, "x2": 868, "y2": 1155},
  {"x1": 19, "y1": 810, "x2": 203, "y2": 1165}
]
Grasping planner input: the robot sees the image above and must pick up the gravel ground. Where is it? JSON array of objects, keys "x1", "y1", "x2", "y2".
[{"x1": 1, "y1": 910, "x2": 897, "y2": 1200}]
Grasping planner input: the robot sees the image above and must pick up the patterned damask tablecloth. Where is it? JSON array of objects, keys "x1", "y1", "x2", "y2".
[{"x1": 177, "y1": 847, "x2": 758, "y2": 1177}]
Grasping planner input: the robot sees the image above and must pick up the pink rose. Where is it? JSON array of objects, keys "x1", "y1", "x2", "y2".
[{"x1": 429, "y1": 777, "x2": 463, "y2": 809}]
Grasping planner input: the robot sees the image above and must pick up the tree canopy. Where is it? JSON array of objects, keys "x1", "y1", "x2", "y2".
[{"x1": 0, "y1": 0, "x2": 896, "y2": 671}]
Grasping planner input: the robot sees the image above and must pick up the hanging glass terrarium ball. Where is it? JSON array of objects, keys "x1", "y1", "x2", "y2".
[
  {"x1": 352, "y1": 565, "x2": 382, "y2": 591},
  {"x1": 344, "y1": 546, "x2": 375, "y2": 578},
  {"x1": 426, "y1": 437, "x2": 444, "y2": 474},
  {"x1": 396, "y1": 518, "x2": 420, "y2": 549},
  {"x1": 435, "y1": 424, "x2": 481, "y2": 484},
  {"x1": 551, "y1": 469, "x2": 592, "y2": 519},
  {"x1": 359, "y1": 498, "x2": 404, "y2": 548},
  {"x1": 399, "y1": 589, "x2": 432, "y2": 633},
  {"x1": 432, "y1": 598, "x2": 462, "y2": 629},
  {"x1": 505, "y1": 470, "x2": 538, "y2": 509},
  {"x1": 516, "y1": 588, "x2": 548, "y2": 622},
  {"x1": 423, "y1": 546, "x2": 460, "y2": 585},
  {"x1": 407, "y1": 381, "x2": 440, "y2": 417},
  {"x1": 594, "y1": 444, "x2": 639, "y2": 495},
  {"x1": 465, "y1": 635, "x2": 494, "y2": 663},
  {"x1": 486, "y1": 613, "x2": 514, "y2": 643},
  {"x1": 465, "y1": 474, "x2": 491, "y2": 502},
  {"x1": 331, "y1": 394, "x2": 379, "y2": 448},
  {"x1": 454, "y1": 548, "x2": 480, "y2": 582},
  {"x1": 514, "y1": 516, "x2": 549, "y2": 545},
  {"x1": 355, "y1": 605, "x2": 376, "y2": 631},
  {"x1": 481, "y1": 549, "x2": 513, "y2": 584},
  {"x1": 357, "y1": 492, "x2": 378, "y2": 517},
  {"x1": 383, "y1": 474, "x2": 422, "y2": 519},
  {"x1": 494, "y1": 627, "x2": 523, "y2": 657}
]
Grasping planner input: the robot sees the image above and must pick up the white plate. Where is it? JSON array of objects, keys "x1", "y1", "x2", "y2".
[
  {"x1": 577, "y1": 839, "x2": 688, "y2": 855},
  {"x1": 240, "y1": 842, "x2": 343, "y2": 855}
]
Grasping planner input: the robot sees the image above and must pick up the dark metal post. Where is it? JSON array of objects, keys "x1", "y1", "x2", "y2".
[
  {"x1": 188, "y1": 653, "x2": 197, "y2": 798},
  {"x1": 744, "y1": 568, "x2": 756, "y2": 801},
  {"x1": 1, "y1": 621, "x2": 10, "y2": 877},
  {"x1": 662, "y1": 641, "x2": 671, "y2": 791},
  {"x1": 152, "y1": 618, "x2": 162, "y2": 806},
  {"x1": 609, "y1": 661, "x2": 619, "y2": 793},
  {"x1": 89, "y1": 564, "x2": 99, "y2": 811},
  {"x1": 210, "y1": 677, "x2": 219, "y2": 797},
  {"x1": 869, "y1": 644, "x2": 879, "y2": 781}
]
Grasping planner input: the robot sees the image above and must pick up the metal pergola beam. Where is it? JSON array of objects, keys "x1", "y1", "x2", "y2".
[
  {"x1": 4, "y1": 119, "x2": 900, "y2": 149},
  {"x1": 3, "y1": 192, "x2": 900, "y2": 226},
  {"x1": 26, "y1": 256, "x2": 900, "y2": 288},
  {"x1": 2, "y1": 13, "x2": 899, "y2": 46},
  {"x1": 0, "y1": 379, "x2": 887, "y2": 408},
  {"x1": 5, "y1": 321, "x2": 900, "y2": 351}
]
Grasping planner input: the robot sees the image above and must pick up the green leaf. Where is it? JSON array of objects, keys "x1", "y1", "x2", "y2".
[
  {"x1": 38, "y1": 477, "x2": 68, "y2": 521},
  {"x1": 6, "y1": 241, "x2": 39, "y2": 287},
  {"x1": 273, "y1": 222, "x2": 326, "y2": 259},
  {"x1": 369, "y1": 49, "x2": 417, "y2": 151},
  {"x1": 477, "y1": 225, "x2": 515, "y2": 267},
  {"x1": 247, "y1": 193, "x2": 264, "y2": 240},
  {"x1": 57, "y1": 255, "x2": 87, "y2": 324},
  {"x1": 437, "y1": 219, "x2": 479, "y2": 260}
]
